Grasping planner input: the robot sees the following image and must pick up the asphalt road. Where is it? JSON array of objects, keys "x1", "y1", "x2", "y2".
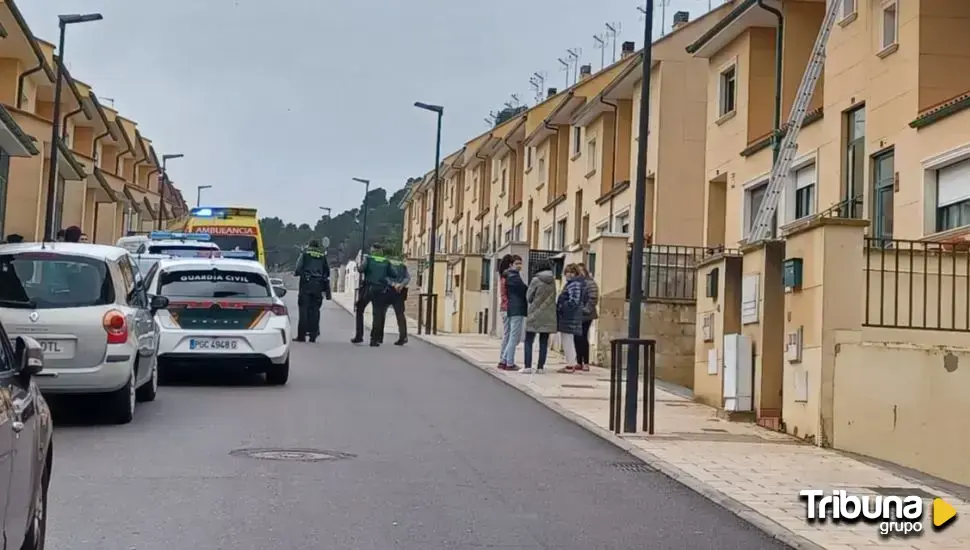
[{"x1": 45, "y1": 299, "x2": 788, "y2": 550}]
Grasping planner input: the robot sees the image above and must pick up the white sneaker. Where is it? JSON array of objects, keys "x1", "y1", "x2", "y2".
[{"x1": 520, "y1": 367, "x2": 533, "y2": 374}]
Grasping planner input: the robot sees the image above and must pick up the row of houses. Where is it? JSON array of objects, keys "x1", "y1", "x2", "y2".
[
  {"x1": 396, "y1": 0, "x2": 970, "y2": 486},
  {"x1": 0, "y1": 0, "x2": 188, "y2": 244}
]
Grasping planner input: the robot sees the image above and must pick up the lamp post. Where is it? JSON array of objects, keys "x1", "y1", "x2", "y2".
[
  {"x1": 351, "y1": 178, "x2": 370, "y2": 305},
  {"x1": 158, "y1": 153, "x2": 183, "y2": 229},
  {"x1": 624, "y1": 0, "x2": 655, "y2": 433},
  {"x1": 196, "y1": 184, "x2": 212, "y2": 207},
  {"x1": 414, "y1": 101, "x2": 444, "y2": 335},
  {"x1": 44, "y1": 12, "x2": 103, "y2": 241}
]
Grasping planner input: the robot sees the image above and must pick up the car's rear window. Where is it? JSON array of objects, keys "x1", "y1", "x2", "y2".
[
  {"x1": 0, "y1": 252, "x2": 114, "y2": 309},
  {"x1": 158, "y1": 269, "x2": 270, "y2": 298},
  {"x1": 147, "y1": 245, "x2": 220, "y2": 258}
]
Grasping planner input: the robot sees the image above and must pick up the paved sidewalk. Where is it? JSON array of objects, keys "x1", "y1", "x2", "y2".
[{"x1": 333, "y1": 291, "x2": 970, "y2": 549}]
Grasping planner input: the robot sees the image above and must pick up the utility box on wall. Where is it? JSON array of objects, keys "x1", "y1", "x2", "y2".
[
  {"x1": 783, "y1": 258, "x2": 803, "y2": 293},
  {"x1": 722, "y1": 333, "x2": 753, "y2": 412},
  {"x1": 705, "y1": 267, "x2": 719, "y2": 299}
]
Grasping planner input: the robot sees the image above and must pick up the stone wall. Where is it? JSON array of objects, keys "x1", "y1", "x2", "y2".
[{"x1": 594, "y1": 288, "x2": 696, "y2": 388}]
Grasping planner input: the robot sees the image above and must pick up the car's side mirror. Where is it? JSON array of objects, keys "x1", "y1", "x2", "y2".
[
  {"x1": 149, "y1": 295, "x2": 170, "y2": 313},
  {"x1": 273, "y1": 285, "x2": 287, "y2": 297},
  {"x1": 14, "y1": 336, "x2": 43, "y2": 379}
]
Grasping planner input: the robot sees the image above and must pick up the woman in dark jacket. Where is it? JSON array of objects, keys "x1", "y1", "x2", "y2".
[
  {"x1": 499, "y1": 255, "x2": 527, "y2": 370},
  {"x1": 556, "y1": 263, "x2": 585, "y2": 372},
  {"x1": 574, "y1": 262, "x2": 598, "y2": 371}
]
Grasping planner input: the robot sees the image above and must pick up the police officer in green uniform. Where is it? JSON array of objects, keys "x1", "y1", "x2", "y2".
[
  {"x1": 293, "y1": 240, "x2": 330, "y2": 342},
  {"x1": 352, "y1": 243, "x2": 390, "y2": 346},
  {"x1": 385, "y1": 258, "x2": 410, "y2": 346}
]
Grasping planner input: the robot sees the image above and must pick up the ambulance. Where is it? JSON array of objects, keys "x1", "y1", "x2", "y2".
[{"x1": 183, "y1": 206, "x2": 265, "y2": 265}]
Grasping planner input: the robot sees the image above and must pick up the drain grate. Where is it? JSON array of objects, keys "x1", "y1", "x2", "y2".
[
  {"x1": 611, "y1": 461, "x2": 656, "y2": 473},
  {"x1": 230, "y1": 448, "x2": 355, "y2": 462}
]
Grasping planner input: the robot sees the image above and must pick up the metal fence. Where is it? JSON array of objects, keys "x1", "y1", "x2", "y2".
[
  {"x1": 528, "y1": 249, "x2": 563, "y2": 280},
  {"x1": 625, "y1": 245, "x2": 717, "y2": 301},
  {"x1": 864, "y1": 237, "x2": 970, "y2": 332}
]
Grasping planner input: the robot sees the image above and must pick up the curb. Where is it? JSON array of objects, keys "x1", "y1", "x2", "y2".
[{"x1": 331, "y1": 294, "x2": 823, "y2": 550}]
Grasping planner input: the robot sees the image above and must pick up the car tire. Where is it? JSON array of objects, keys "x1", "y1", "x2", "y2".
[
  {"x1": 136, "y1": 359, "x2": 158, "y2": 402},
  {"x1": 266, "y1": 358, "x2": 289, "y2": 386},
  {"x1": 107, "y1": 366, "x2": 136, "y2": 425},
  {"x1": 20, "y1": 450, "x2": 50, "y2": 550}
]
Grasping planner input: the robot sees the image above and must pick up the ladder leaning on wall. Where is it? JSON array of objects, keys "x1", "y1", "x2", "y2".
[{"x1": 746, "y1": 0, "x2": 845, "y2": 244}]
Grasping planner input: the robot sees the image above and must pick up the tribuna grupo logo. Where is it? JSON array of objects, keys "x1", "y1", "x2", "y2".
[{"x1": 800, "y1": 489, "x2": 957, "y2": 537}]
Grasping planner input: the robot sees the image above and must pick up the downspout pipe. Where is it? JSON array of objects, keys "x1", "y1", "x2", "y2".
[
  {"x1": 758, "y1": 0, "x2": 784, "y2": 165},
  {"x1": 475, "y1": 149, "x2": 489, "y2": 252},
  {"x1": 599, "y1": 95, "x2": 620, "y2": 231},
  {"x1": 501, "y1": 134, "x2": 516, "y2": 237},
  {"x1": 92, "y1": 130, "x2": 109, "y2": 162},
  {"x1": 114, "y1": 141, "x2": 131, "y2": 175},
  {"x1": 543, "y1": 117, "x2": 564, "y2": 250},
  {"x1": 16, "y1": 65, "x2": 42, "y2": 109},
  {"x1": 61, "y1": 107, "x2": 84, "y2": 138}
]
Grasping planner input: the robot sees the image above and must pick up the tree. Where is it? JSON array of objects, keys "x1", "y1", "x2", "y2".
[{"x1": 494, "y1": 105, "x2": 526, "y2": 126}]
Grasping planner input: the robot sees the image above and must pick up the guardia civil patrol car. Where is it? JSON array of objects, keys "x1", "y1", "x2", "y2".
[{"x1": 147, "y1": 257, "x2": 291, "y2": 385}]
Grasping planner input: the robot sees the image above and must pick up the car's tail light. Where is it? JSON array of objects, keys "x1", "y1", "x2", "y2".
[
  {"x1": 270, "y1": 304, "x2": 287, "y2": 316},
  {"x1": 103, "y1": 310, "x2": 128, "y2": 344}
]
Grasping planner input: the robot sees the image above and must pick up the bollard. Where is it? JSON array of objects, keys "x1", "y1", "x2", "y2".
[
  {"x1": 608, "y1": 338, "x2": 657, "y2": 434},
  {"x1": 417, "y1": 293, "x2": 438, "y2": 335}
]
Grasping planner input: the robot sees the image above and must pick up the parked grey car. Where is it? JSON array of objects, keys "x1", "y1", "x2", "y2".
[{"x1": 0, "y1": 243, "x2": 169, "y2": 424}]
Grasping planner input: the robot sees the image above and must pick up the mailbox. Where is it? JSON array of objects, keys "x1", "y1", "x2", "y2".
[
  {"x1": 705, "y1": 267, "x2": 719, "y2": 299},
  {"x1": 783, "y1": 258, "x2": 803, "y2": 293}
]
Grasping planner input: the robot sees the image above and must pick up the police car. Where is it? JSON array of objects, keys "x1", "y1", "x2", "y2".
[
  {"x1": 148, "y1": 257, "x2": 291, "y2": 385},
  {"x1": 136, "y1": 231, "x2": 222, "y2": 258}
]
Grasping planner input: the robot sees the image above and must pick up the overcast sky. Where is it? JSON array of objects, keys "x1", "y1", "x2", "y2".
[{"x1": 22, "y1": 0, "x2": 716, "y2": 225}]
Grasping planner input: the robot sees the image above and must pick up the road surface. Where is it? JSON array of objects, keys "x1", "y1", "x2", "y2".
[{"x1": 45, "y1": 300, "x2": 788, "y2": 549}]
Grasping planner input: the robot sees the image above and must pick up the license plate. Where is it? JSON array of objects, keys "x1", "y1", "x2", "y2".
[
  {"x1": 37, "y1": 339, "x2": 75, "y2": 359},
  {"x1": 189, "y1": 338, "x2": 238, "y2": 351}
]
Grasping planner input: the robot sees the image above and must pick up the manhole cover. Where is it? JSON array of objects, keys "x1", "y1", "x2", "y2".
[
  {"x1": 610, "y1": 461, "x2": 656, "y2": 473},
  {"x1": 229, "y1": 448, "x2": 355, "y2": 462}
]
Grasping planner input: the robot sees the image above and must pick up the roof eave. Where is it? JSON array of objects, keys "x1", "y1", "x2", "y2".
[{"x1": 686, "y1": 0, "x2": 778, "y2": 58}]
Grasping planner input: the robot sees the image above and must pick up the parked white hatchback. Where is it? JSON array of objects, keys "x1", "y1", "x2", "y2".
[
  {"x1": 0, "y1": 243, "x2": 170, "y2": 423},
  {"x1": 148, "y1": 258, "x2": 291, "y2": 384}
]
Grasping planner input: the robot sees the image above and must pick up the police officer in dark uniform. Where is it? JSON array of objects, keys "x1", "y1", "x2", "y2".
[
  {"x1": 386, "y1": 258, "x2": 410, "y2": 346},
  {"x1": 352, "y1": 243, "x2": 390, "y2": 346},
  {"x1": 293, "y1": 240, "x2": 331, "y2": 343}
]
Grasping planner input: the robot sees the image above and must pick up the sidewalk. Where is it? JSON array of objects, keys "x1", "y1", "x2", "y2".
[{"x1": 333, "y1": 291, "x2": 970, "y2": 549}]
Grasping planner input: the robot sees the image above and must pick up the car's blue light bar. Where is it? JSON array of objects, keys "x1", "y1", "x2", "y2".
[
  {"x1": 221, "y1": 250, "x2": 257, "y2": 259},
  {"x1": 149, "y1": 231, "x2": 210, "y2": 241}
]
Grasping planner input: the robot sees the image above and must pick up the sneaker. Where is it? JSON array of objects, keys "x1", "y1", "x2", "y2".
[
  {"x1": 535, "y1": 368, "x2": 545, "y2": 374},
  {"x1": 369, "y1": 341, "x2": 380, "y2": 347},
  {"x1": 578, "y1": 364, "x2": 590, "y2": 372},
  {"x1": 351, "y1": 337, "x2": 363, "y2": 344},
  {"x1": 394, "y1": 338, "x2": 408, "y2": 346},
  {"x1": 520, "y1": 367, "x2": 533, "y2": 374},
  {"x1": 557, "y1": 365, "x2": 575, "y2": 373}
]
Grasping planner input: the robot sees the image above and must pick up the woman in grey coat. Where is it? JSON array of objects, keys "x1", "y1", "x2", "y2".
[{"x1": 523, "y1": 259, "x2": 557, "y2": 373}]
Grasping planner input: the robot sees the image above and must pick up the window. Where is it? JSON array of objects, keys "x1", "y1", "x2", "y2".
[
  {"x1": 843, "y1": 106, "x2": 865, "y2": 217},
  {"x1": 596, "y1": 221, "x2": 609, "y2": 235},
  {"x1": 538, "y1": 157, "x2": 546, "y2": 184},
  {"x1": 483, "y1": 227, "x2": 491, "y2": 251},
  {"x1": 513, "y1": 223, "x2": 522, "y2": 241},
  {"x1": 497, "y1": 224, "x2": 503, "y2": 245},
  {"x1": 615, "y1": 212, "x2": 630, "y2": 234},
  {"x1": 480, "y1": 259, "x2": 491, "y2": 290},
  {"x1": 794, "y1": 164, "x2": 816, "y2": 220},
  {"x1": 526, "y1": 147, "x2": 533, "y2": 169},
  {"x1": 573, "y1": 127, "x2": 582, "y2": 155},
  {"x1": 872, "y1": 150, "x2": 895, "y2": 240},
  {"x1": 586, "y1": 139, "x2": 597, "y2": 173},
  {"x1": 744, "y1": 182, "x2": 777, "y2": 239},
  {"x1": 718, "y1": 65, "x2": 737, "y2": 117},
  {"x1": 881, "y1": 1, "x2": 898, "y2": 50},
  {"x1": 555, "y1": 219, "x2": 568, "y2": 249},
  {"x1": 0, "y1": 252, "x2": 113, "y2": 309},
  {"x1": 936, "y1": 159, "x2": 970, "y2": 232},
  {"x1": 451, "y1": 233, "x2": 459, "y2": 252},
  {"x1": 841, "y1": 0, "x2": 856, "y2": 18},
  {"x1": 501, "y1": 168, "x2": 507, "y2": 194},
  {"x1": 542, "y1": 228, "x2": 553, "y2": 249}
]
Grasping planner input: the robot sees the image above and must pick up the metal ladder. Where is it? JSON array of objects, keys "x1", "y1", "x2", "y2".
[{"x1": 746, "y1": 0, "x2": 844, "y2": 243}]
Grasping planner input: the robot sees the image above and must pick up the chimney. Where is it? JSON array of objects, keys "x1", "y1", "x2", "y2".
[
  {"x1": 672, "y1": 11, "x2": 690, "y2": 31},
  {"x1": 579, "y1": 64, "x2": 592, "y2": 80},
  {"x1": 620, "y1": 41, "x2": 635, "y2": 58},
  {"x1": 547, "y1": 87, "x2": 558, "y2": 98}
]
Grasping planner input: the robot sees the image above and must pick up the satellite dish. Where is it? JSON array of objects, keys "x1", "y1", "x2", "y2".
[{"x1": 321, "y1": 236, "x2": 330, "y2": 248}]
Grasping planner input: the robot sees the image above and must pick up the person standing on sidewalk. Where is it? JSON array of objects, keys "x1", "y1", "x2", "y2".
[
  {"x1": 556, "y1": 263, "x2": 585, "y2": 372},
  {"x1": 385, "y1": 257, "x2": 410, "y2": 346},
  {"x1": 498, "y1": 255, "x2": 527, "y2": 370},
  {"x1": 496, "y1": 255, "x2": 512, "y2": 367},
  {"x1": 522, "y1": 259, "x2": 556, "y2": 373},
  {"x1": 352, "y1": 243, "x2": 390, "y2": 346},
  {"x1": 574, "y1": 262, "x2": 598, "y2": 371}
]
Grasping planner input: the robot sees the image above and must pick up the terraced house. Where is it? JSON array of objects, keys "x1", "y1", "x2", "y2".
[
  {"x1": 399, "y1": 5, "x2": 733, "y2": 383},
  {"x1": 688, "y1": 0, "x2": 970, "y2": 486},
  {"x1": 0, "y1": 0, "x2": 186, "y2": 243}
]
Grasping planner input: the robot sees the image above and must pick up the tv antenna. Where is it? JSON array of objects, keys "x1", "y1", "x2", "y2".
[
  {"x1": 101, "y1": 97, "x2": 115, "y2": 107},
  {"x1": 605, "y1": 22, "x2": 621, "y2": 62},
  {"x1": 593, "y1": 33, "x2": 606, "y2": 70},
  {"x1": 485, "y1": 110, "x2": 497, "y2": 127},
  {"x1": 505, "y1": 93, "x2": 521, "y2": 111},
  {"x1": 529, "y1": 71, "x2": 546, "y2": 103},
  {"x1": 658, "y1": 0, "x2": 672, "y2": 36},
  {"x1": 558, "y1": 57, "x2": 570, "y2": 88},
  {"x1": 566, "y1": 48, "x2": 581, "y2": 84}
]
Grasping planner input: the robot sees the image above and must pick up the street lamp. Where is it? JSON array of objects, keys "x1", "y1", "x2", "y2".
[
  {"x1": 352, "y1": 177, "x2": 371, "y2": 255},
  {"x1": 44, "y1": 12, "x2": 103, "y2": 240},
  {"x1": 158, "y1": 153, "x2": 184, "y2": 229},
  {"x1": 624, "y1": 0, "x2": 655, "y2": 433},
  {"x1": 196, "y1": 184, "x2": 212, "y2": 207},
  {"x1": 414, "y1": 101, "x2": 444, "y2": 335}
]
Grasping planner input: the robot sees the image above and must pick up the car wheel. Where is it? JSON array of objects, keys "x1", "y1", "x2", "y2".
[
  {"x1": 107, "y1": 365, "x2": 136, "y2": 424},
  {"x1": 20, "y1": 452, "x2": 49, "y2": 550},
  {"x1": 136, "y1": 360, "x2": 158, "y2": 402},
  {"x1": 265, "y1": 358, "x2": 289, "y2": 386}
]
